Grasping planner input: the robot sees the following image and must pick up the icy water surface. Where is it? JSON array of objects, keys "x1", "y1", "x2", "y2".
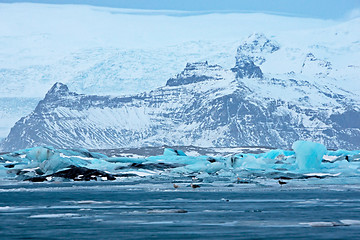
[
  {"x1": 1, "y1": 142, "x2": 360, "y2": 239},
  {"x1": 1, "y1": 182, "x2": 360, "y2": 239}
]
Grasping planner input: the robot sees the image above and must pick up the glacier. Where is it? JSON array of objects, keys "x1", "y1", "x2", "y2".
[
  {"x1": 0, "y1": 141, "x2": 359, "y2": 185},
  {"x1": 0, "y1": 3, "x2": 360, "y2": 139}
]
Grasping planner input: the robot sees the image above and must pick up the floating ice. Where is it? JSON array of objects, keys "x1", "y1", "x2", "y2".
[
  {"x1": 0, "y1": 142, "x2": 359, "y2": 185},
  {"x1": 339, "y1": 220, "x2": 360, "y2": 225},
  {"x1": 0, "y1": 206, "x2": 14, "y2": 211},
  {"x1": 292, "y1": 141, "x2": 327, "y2": 170},
  {"x1": 300, "y1": 222, "x2": 342, "y2": 227},
  {"x1": 163, "y1": 148, "x2": 187, "y2": 156},
  {"x1": 28, "y1": 213, "x2": 80, "y2": 218}
]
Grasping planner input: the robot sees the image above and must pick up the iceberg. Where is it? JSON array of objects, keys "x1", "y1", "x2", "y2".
[
  {"x1": 163, "y1": 148, "x2": 187, "y2": 156},
  {"x1": 292, "y1": 141, "x2": 327, "y2": 170},
  {"x1": 0, "y1": 141, "x2": 359, "y2": 185}
]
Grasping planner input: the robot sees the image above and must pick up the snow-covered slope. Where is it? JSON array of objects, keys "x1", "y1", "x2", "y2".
[
  {"x1": 0, "y1": 3, "x2": 359, "y2": 143},
  {"x1": 2, "y1": 33, "x2": 359, "y2": 151},
  {"x1": 1, "y1": 3, "x2": 347, "y2": 98}
]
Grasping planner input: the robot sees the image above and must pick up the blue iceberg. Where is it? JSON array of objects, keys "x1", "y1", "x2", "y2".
[
  {"x1": 292, "y1": 141, "x2": 327, "y2": 170},
  {"x1": 0, "y1": 141, "x2": 359, "y2": 186}
]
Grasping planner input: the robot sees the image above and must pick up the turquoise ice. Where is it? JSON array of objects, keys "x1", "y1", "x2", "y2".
[
  {"x1": 292, "y1": 141, "x2": 327, "y2": 170},
  {"x1": 0, "y1": 141, "x2": 359, "y2": 184}
]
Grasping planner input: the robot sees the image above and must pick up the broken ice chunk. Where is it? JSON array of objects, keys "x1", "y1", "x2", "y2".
[
  {"x1": 163, "y1": 148, "x2": 187, "y2": 156},
  {"x1": 292, "y1": 141, "x2": 327, "y2": 170}
]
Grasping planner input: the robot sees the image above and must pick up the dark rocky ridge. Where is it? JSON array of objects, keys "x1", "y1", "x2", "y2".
[
  {"x1": 231, "y1": 56, "x2": 263, "y2": 79},
  {"x1": 166, "y1": 61, "x2": 223, "y2": 86}
]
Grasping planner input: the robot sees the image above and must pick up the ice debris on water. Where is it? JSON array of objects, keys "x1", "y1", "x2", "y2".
[
  {"x1": 0, "y1": 141, "x2": 359, "y2": 184},
  {"x1": 163, "y1": 148, "x2": 187, "y2": 156}
]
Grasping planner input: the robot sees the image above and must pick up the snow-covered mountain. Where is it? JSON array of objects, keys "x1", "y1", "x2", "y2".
[
  {"x1": 1, "y1": 3, "x2": 360, "y2": 139},
  {"x1": 1, "y1": 3, "x2": 359, "y2": 150},
  {"x1": 2, "y1": 33, "x2": 359, "y2": 151}
]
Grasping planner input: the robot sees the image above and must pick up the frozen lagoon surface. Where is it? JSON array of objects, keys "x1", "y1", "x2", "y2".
[{"x1": 1, "y1": 141, "x2": 360, "y2": 239}]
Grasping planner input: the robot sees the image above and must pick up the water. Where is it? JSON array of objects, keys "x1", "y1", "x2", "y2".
[{"x1": 1, "y1": 182, "x2": 360, "y2": 239}]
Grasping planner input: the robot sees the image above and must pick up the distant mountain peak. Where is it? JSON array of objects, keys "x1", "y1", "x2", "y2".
[
  {"x1": 305, "y1": 52, "x2": 316, "y2": 60},
  {"x1": 301, "y1": 52, "x2": 332, "y2": 76},
  {"x1": 229, "y1": 33, "x2": 280, "y2": 79},
  {"x1": 166, "y1": 61, "x2": 225, "y2": 86},
  {"x1": 240, "y1": 33, "x2": 280, "y2": 55},
  {"x1": 45, "y1": 82, "x2": 70, "y2": 98}
]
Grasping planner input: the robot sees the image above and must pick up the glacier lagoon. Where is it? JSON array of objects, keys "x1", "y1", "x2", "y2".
[
  {"x1": 1, "y1": 141, "x2": 360, "y2": 239},
  {"x1": 1, "y1": 2, "x2": 359, "y2": 239}
]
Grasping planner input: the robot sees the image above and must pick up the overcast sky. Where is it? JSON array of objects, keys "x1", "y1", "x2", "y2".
[{"x1": 1, "y1": 0, "x2": 360, "y2": 19}]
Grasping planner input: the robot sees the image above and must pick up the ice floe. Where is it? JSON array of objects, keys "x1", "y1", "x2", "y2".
[
  {"x1": 0, "y1": 141, "x2": 359, "y2": 185},
  {"x1": 28, "y1": 213, "x2": 80, "y2": 218}
]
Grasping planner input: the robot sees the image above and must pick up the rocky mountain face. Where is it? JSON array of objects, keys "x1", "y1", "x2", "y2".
[
  {"x1": 166, "y1": 62, "x2": 225, "y2": 86},
  {"x1": 301, "y1": 53, "x2": 332, "y2": 76},
  {"x1": 2, "y1": 34, "x2": 359, "y2": 151},
  {"x1": 231, "y1": 33, "x2": 280, "y2": 79}
]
